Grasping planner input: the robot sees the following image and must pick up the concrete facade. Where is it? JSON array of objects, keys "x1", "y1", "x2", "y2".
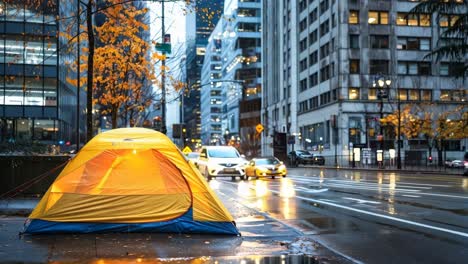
[{"x1": 262, "y1": 0, "x2": 467, "y2": 165}]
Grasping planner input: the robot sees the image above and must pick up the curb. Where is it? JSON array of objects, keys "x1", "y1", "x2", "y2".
[{"x1": 0, "y1": 199, "x2": 38, "y2": 217}]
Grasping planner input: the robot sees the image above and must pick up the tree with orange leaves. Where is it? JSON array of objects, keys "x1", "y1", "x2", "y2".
[{"x1": 93, "y1": 1, "x2": 157, "y2": 128}]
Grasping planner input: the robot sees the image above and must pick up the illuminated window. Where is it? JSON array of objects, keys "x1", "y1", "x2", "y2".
[
  {"x1": 440, "y1": 90, "x2": 450, "y2": 101},
  {"x1": 409, "y1": 90, "x2": 419, "y2": 101},
  {"x1": 399, "y1": 89, "x2": 408, "y2": 101},
  {"x1": 349, "y1": 10, "x2": 359, "y2": 24},
  {"x1": 368, "y1": 11, "x2": 388, "y2": 25},
  {"x1": 349, "y1": 59, "x2": 360, "y2": 73},
  {"x1": 349, "y1": 87, "x2": 360, "y2": 100},
  {"x1": 368, "y1": 89, "x2": 377, "y2": 100},
  {"x1": 421, "y1": 90, "x2": 432, "y2": 101}
]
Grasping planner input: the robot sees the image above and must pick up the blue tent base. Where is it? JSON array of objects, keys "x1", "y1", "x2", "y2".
[{"x1": 24, "y1": 209, "x2": 240, "y2": 236}]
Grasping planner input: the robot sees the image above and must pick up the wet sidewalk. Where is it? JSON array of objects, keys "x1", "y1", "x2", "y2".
[
  {"x1": 300, "y1": 164, "x2": 464, "y2": 176},
  {"x1": 0, "y1": 196, "x2": 352, "y2": 264}
]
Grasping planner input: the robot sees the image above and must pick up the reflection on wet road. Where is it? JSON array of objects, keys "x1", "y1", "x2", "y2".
[{"x1": 214, "y1": 168, "x2": 468, "y2": 264}]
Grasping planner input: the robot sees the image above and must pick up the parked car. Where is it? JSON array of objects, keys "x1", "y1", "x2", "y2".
[
  {"x1": 464, "y1": 153, "x2": 468, "y2": 176},
  {"x1": 312, "y1": 154, "x2": 325, "y2": 165},
  {"x1": 450, "y1": 160, "x2": 464, "y2": 168},
  {"x1": 245, "y1": 157, "x2": 287, "y2": 179},
  {"x1": 444, "y1": 159, "x2": 454, "y2": 167},
  {"x1": 288, "y1": 150, "x2": 314, "y2": 165},
  {"x1": 196, "y1": 146, "x2": 248, "y2": 181}
]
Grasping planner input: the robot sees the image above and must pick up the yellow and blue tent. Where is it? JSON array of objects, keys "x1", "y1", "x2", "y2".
[{"x1": 24, "y1": 128, "x2": 239, "y2": 235}]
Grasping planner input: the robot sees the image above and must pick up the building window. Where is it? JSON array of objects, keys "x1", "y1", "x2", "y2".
[
  {"x1": 439, "y1": 15, "x2": 459, "y2": 28},
  {"x1": 309, "y1": 72, "x2": 318, "y2": 87},
  {"x1": 440, "y1": 62, "x2": 465, "y2": 76},
  {"x1": 421, "y1": 90, "x2": 432, "y2": 101},
  {"x1": 440, "y1": 89, "x2": 467, "y2": 102},
  {"x1": 368, "y1": 88, "x2": 377, "y2": 100},
  {"x1": 408, "y1": 90, "x2": 420, "y2": 101},
  {"x1": 300, "y1": 79, "x2": 308, "y2": 92},
  {"x1": 397, "y1": 12, "x2": 431, "y2": 27},
  {"x1": 368, "y1": 11, "x2": 389, "y2": 25},
  {"x1": 309, "y1": 8, "x2": 318, "y2": 24},
  {"x1": 409, "y1": 63, "x2": 418, "y2": 75},
  {"x1": 398, "y1": 61, "x2": 431, "y2": 75},
  {"x1": 349, "y1": 59, "x2": 360, "y2": 74},
  {"x1": 369, "y1": 60, "x2": 388, "y2": 74},
  {"x1": 349, "y1": 10, "x2": 359, "y2": 24},
  {"x1": 349, "y1": 87, "x2": 360, "y2": 100},
  {"x1": 370, "y1": 35, "x2": 389, "y2": 49},
  {"x1": 440, "y1": 90, "x2": 450, "y2": 101},
  {"x1": 350, "y1": 34, "x2": 359, "y2": 48},
  {"x1": 419, "y1": 62, "x2": 431, "y2": 75},
  {"x1": 320, "y1": 64, "x2": 331, "y2": 82},
  {"x1": 309, "y1": 51, "x2": 318, "y2": 66},
  {"x1": 320, "y1": 42, "x2": 330, "y2": 58},
  {"x1": 440, "y1": 63, "x2": 449, "y2": 76},
  {"x1": 309, "y1": 30, "x2": 318, "y2": 46},
  {"x1": 320, "y1": 19, "x2": 330, "y2": 36},
  {"x1": 420, "y1": 39, "x2": 431, "y2": 51},
  {"x1": 398, "y1": 89, "x2": 408, "y2": 101}
]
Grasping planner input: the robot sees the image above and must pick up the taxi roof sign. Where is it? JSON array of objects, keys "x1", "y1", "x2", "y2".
[{"x1": 182, "y1": 146, "x2": 192, "y2": 154}]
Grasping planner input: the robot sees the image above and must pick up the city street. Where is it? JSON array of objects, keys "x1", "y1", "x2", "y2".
[
  {"x1": 1, "y1": 168, "x2": 467, "y2": 263},
  {"x1": 211, "y1": 168, "x2": 468, "y2": 263}
]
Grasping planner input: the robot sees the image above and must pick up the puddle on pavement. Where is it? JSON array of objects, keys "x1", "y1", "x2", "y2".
[
  {"x1": 235, "y1": 214, "x2": 266, "y2": 222},
  {"x1": 47, "y1": 255, "x2": 346, "y2": 264}
]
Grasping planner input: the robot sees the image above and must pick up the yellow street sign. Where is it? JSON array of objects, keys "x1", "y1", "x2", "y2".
[
  {"x1": 256, "y1": 124, "x2": 264, "y2": 133},
  {"x1": 182, "y1": 146, "x2": 192, "y2": 154}
]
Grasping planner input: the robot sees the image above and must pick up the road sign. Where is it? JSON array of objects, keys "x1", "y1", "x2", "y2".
[
  {"x1": 155, "y1": 43, "x2": 171, "y2": 54},
  {"x1": 256, "y1": 124, "x2": 264, "y2": 133},
  {"x1": 182, "y1": 146, "x2": 192, "y2": 154}
]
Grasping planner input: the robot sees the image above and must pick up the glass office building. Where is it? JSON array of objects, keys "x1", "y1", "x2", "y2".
[{"x1": 0, "y1": 0, "x2": 82, "y2": 145}]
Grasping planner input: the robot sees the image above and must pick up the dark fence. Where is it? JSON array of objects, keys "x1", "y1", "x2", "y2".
[
  {"x1": 288, "y1": 154, "x2": 464, "y2": 173},
  {"x1": 0, "y1": 155, "x2": 71, "y2": 196}
]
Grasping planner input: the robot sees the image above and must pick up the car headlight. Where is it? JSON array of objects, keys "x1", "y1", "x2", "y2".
[
  {"x1": 257, "y1": 167, "x2": 268, "y2": 172},
  {"x1": 278, "y1": 165, "x2": 286, "y2": 170}
]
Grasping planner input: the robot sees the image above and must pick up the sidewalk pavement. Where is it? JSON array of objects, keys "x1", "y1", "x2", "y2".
[
  {"x1": 0, "y1": 198, "x2": 351, "y2": 264},
  {"x1": 299, "y1": 164, "x2": 464, "y2": 176}
]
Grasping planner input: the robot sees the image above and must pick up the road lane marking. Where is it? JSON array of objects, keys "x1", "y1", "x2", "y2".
[
  {"x1": 287, "y1": 176, "x2": 468, "y2": 199},
  {"x1": 402, "y1": 195, "x2": 421, "y2": 198},
  {"x1": 290, "y1": 176, "x2": 434, "y2": 189},
  {"x1": 296, "y1": 187, "x2": 329, "y2": 193},
  {"x1": 289, "y1": 175, "x2": 455, "y2": 188},
  {"x1": 267, "y1": 190, "x2": 468, "y2": 239},
  {"x1": 343, "y1": 197, "x2": 381, "y2": 204}
]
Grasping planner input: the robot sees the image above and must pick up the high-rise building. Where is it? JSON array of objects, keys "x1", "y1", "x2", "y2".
[
  {"x1": 201, "y1": 21, "x2": 223, "y2": 145},
  {"x1": 221, "y1": 0, "x2": 262, "y2": 157},
  {"x1": 0, "y1": 0, "x2": 85, "y2": 145},
  {"x1": 262, "y1": 0, "x2": 467, "y2": 164},
  {"x1": 184, "y1": 0, "x2": 223, "y2": 149}
]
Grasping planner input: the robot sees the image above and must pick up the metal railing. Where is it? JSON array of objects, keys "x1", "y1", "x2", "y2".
[{"x1": 289, "y1": 154, "x2": 464, "y2": 173}]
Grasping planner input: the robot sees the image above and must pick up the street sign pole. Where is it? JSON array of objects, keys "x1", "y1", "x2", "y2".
[{"x1": 160, "y1": 0, "x2": 167, "y2": 134}]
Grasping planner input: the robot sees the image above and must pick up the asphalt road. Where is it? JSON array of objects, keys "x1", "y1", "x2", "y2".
[{"x1": 210, "y1": 168, "x2": 468, "y2": 263}]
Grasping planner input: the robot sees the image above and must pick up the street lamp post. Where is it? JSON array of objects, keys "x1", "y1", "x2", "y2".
[
  {"x1": 373, "y1": 77, "x2": 392, "y2": 167},
  {"x1": 160, "y1": 0, "x2": 167, "y2": 134},
  {"x1": 396, "y1": 86, "x2": 402, "y2": 169}
]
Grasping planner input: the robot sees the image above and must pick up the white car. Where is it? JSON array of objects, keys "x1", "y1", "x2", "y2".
[{"x1": 197, "y1": 146, "x2": 248, "y2": 181}]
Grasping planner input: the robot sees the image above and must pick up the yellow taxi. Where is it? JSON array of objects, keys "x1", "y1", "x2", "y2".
[{"x1": 245, "y1": 157, "x2": 287, "y2": 179}]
